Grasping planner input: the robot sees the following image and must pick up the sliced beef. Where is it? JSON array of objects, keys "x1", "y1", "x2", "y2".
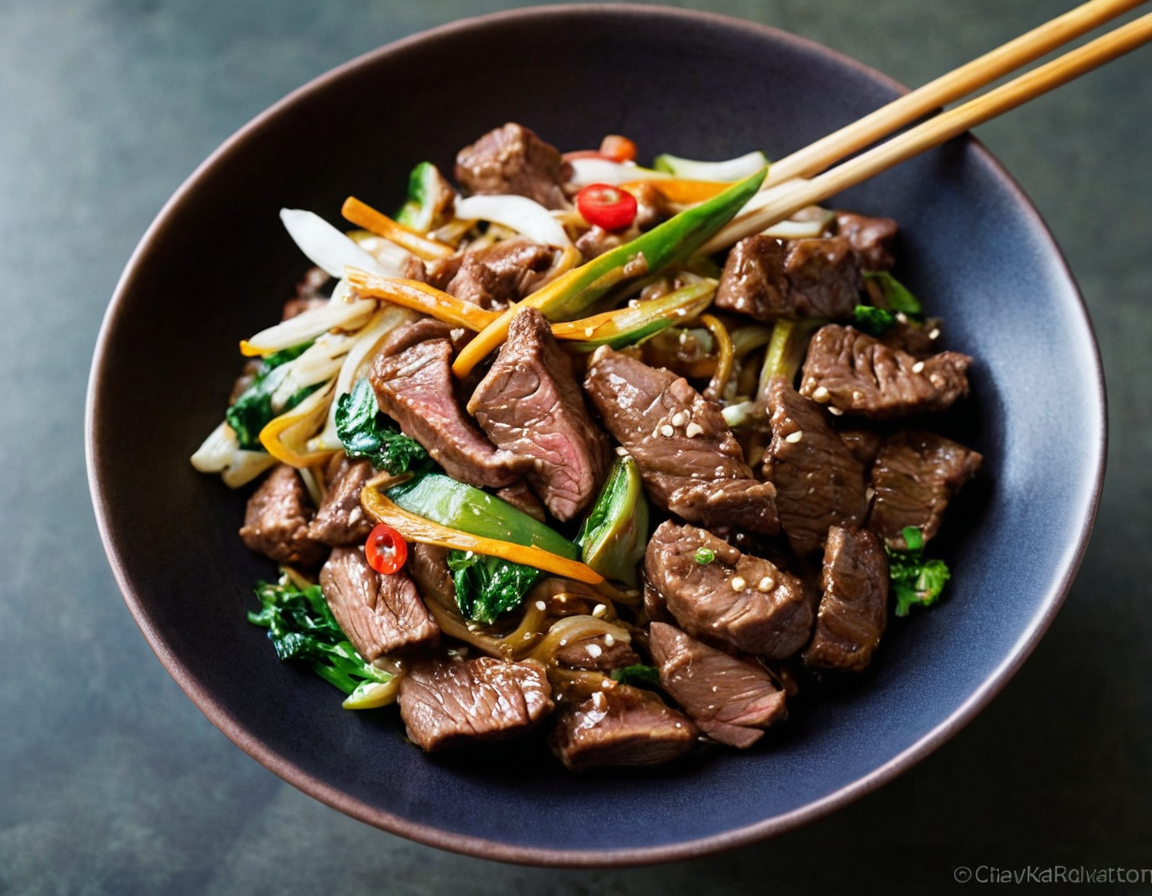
[
  {"x1": 550, "y1": 682, "x2": 697, "y2": 770},
  {"x1": 799, "y1": 324, "x2": 972, "y2": 419},
  {"x1": 454, "y1": 123, "x2": 572, "y2": 210},
  {"x1": 378, "y1": 317, "x2": 457, "y2": 358},
  {"x1": 554, "y1": 634, "x2": 641, "y2": 672},
  {"x1": 397, "y1": 656, "x2": 553, "y2": 752},
  {"x1": 319, "y1": 547, "x2": 440, "y2": 660},
  {"x1": 308, "y1": 456, "x2": 375, "y2": 546},
  {"x1": 648, "y1": 622, "x2": 787, "y2": 748},
  {"x1": 833, "y1": 211, "x2": 898, "y2": 271},
  {"x1": 628, "y1": 181, "x2": 673, "y2": 231},
  {"x1": 370, "y1": 338, "x2": 529, "y2": 488},
  {"x1": 469, "y1": 308, "x2": 609, "y2": 521},
  {"x1": 762, "y1": 379, "x2": 869, "y2": 556},
  {"x1": 495, "y1": 481, "x2": 547, "y2": 523},
  {"x1": 714, "y1": 234, "x2": 861, "y2": 323},
  {"x1": 803, "y1": 527, "x2": 889, "y2": 673},
  {"x1": 575, "y1": 226, "x2": 627, "y2": 260},
  {"x1": 407, "y1": 543, "x2": 455, "y2": 608},
  {"x1": 281, "y1": 266, "x2": 331, "y2": 320},
  {"x1": 583, "y1": 347, "x2": 779, "y2": 535},
  {"x1": 405, "y1": 253, "x2": 463, "y2": 291},
  {"x1": 838, "y1": 427, "x2": 885, "y2": 469},
  {"x1": 868, "y1": 430, "x2": 982, "y2": 548},
  {"x1": 878, "y1": 318, "x2": 943, "y2": 360},
  {"x1": 644, "y1": 521, "x2": 812, "y2": 661},
  {"x1": 445, "y1": 238, "x2": 555, "y2": 310},
  {"x1": 239, "y1": 464, "x2": 326, "y2": 567}
]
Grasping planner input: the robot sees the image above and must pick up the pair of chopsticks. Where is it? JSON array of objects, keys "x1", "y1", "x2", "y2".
[{"x1": 702, "y1": 0, "x2": 1152, "y2": 254}]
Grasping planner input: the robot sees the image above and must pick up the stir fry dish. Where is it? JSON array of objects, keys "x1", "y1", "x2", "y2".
[{"x1": 192, "y1": 123, "x2": 982, "y2": 769}]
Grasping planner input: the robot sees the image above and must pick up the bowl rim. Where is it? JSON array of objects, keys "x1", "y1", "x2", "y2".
[{"x1": 85, "y1": 2, "x2": 1107, "y2": 868}]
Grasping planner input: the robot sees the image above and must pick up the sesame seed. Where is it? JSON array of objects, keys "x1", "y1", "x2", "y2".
[
  {"x1": 812, "y1": 386, "x2": 830, "y2": 402},
  {"x1": 711, "y1": 685, "x2": 719, "y2": 693},
  {"x1": 828, "y1": 406, "x2": 844, "y2": 416},
  {"x1": 912, "y1": 360, "x2": 925, "y2": 374},
  {"x1": 758, "y1": 576, "x2": 775, "y2": 592},
  {"x1": 928, "y1": 327, "x2": 941, "y2": 340},
  {"x1": 592, "y1": 603, "x2": 607, "y2": 618},
  {"x1": 535, "y1": 600, "x2": 547, "y2": 611},
  {"x1": 615, "y1": 446, "x2": 629, "y2": 456},
  {"x1": 604, "y1": 634, "x2": 615, "y2": 647},
  {"x1": 558, "y1": 638, "x2": 568, "y2": 647},
  {"x1": 586, "y1": 643, "x2": 603, "y2": 659},
  {"x1": 731, "y1": 576, "x2": 746, "y2": 591},
  {"x1": 660, "y1": 424, "x2": 675, "y2": 438},
  {"x1": 785, "y1": 430, "x2": 804, "y2": 444},
  {"x1": 592, "y1": 691, "x2": 607, "y2": 709},
  {"x1": 685, "y1": 422, "x2": 704, "y2": 438},
  {"x1": 671, "y1": 411, "x2": 687, "y2": 427},
  {"x1": 896, "y1": 311, "x2": 908, "y2": 324},
  {"x1": 584, "y1": 326, "x2": 596, "y2": 337}
]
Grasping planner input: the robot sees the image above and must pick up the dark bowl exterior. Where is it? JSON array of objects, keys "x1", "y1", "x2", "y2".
[{"x1": 86, "y1": 5, "x2": 1105, "y2": 867}]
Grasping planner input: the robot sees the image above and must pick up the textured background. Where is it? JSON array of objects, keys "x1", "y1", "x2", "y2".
[{"x1": 2, "y1": 0, "x2": 1150, "y2": 892}]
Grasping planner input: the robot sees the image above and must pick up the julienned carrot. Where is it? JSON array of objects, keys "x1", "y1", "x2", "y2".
[
  {"x1": 345, "y1": 270, "x2": 500, "y2": 331},
  {"x1": 360, "y1": 485, "x2": 605, "y2": 585},
  {"x1": 342, "y1": 196, "x2": 456, "y2": 261},
  {"x1": 621, "y1": 179, "x2": 732, "y2": 205},
  {"x1": 258, "y1": 382, "x2": 338, "y2": 468}
]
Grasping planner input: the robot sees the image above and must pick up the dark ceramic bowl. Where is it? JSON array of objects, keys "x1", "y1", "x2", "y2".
[{"x1": 86, "y1": 4, "x2": 1105, "y2": 867}]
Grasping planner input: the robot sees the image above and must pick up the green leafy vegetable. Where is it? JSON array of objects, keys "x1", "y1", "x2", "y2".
[
  {"x1": 694, "y1": 547, "x2": 716, "y2": 565},
  {"x1": 395, "y1": 162, "x2": 454, "y2": 232},
  {"x1": 887, "y1": 526, "x2": 952, "y2": 616},
  {"x1": 852, "y1": 304, "x2": 898, "y2": 335},
  {"x1": 864, "y1": 271, "x2": 922, "y2": 317},
  {"x1": 575, "y1": 456, "x2": 649, "y2": 587},
  {"x1": 609, "y1": 664, "x2": 661, "y2": 689},
  {"x1": 226, "y1": 342, "x2": 315, "y2": 449},
  {"x1": 335, "y1": 377, "x2": 431, "y2": 474},
  {"x1": 248, "y1": 575, "x2": 392, "y2": 696},
  {"x1": 446, "y1": 550, "x2": 544, "y2": 625}
]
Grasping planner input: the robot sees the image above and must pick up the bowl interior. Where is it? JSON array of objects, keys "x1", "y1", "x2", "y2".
[{"x1": 88, "y1": 5, "x2": 1104, "y2": 865}]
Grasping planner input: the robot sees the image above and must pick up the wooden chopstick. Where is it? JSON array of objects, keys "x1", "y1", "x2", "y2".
[
  {"x1": 702, "y1": 11, "x2": 1152, "y2": 254},
  {"x1": 765, "y1": 0, "x2": 1147, "y2": 187}
]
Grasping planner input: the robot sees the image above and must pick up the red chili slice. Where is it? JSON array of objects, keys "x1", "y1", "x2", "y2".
[
  {"x1": 365, "y1": 523, "x2": 408, "y2": 575},
  {"x1": 576, "y1": 184, "x2": 638, "y2": 232},
  {"x1": 599, "y1": 134, "x2": 637, "y2": 163}
]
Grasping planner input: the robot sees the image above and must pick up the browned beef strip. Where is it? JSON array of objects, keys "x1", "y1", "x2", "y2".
[
  {"x1": 868, "y1": 430, "x2": 982, "y2": 549},
  {"x1": 583, "y1": 347, "x2": 779, "y2": 534},
  {"x1": 239, "y1": 465, "x2": 326, "y2": 567},
  {"x1": 378, "y1": 317, "x2": 457, "y2": 359},
  {"x1": 319, "y1": 547, "x2": 440, "y2": 660},
  {"x1": 307, "y1": 456, "x2": 375, "y2": 547},
  {"x1": 714, "y1": 235, "x2": 860, "y2": 323},
  {"x1": 878, "y1": 318, "x2": 943, "y2": 359},
  {"x1": 454, "y1": 123, "x2": 573, "y2": 210},
  {"x1": 446, "y1": 239, "x2": 555, "y2": 310},
  {"x1": 833, "y1": 211, "x2": 898, "y2": 271},
  {"x1": 838, "y1": 427, "x2": 885, "y2": 469},
  {"x1": 407, "y1": 543, "x2": 455, "y2": 608},
  {"x1": 648, "y1": 622, "x2": 787, "y2": 748},
  {"x1": 406, "y1": 253, "x2": 463, "y2": 291},
  {"x1": 554, "y1": 634, "x2": 641, "y2": 672},
  {"x1": 370, "y1": 339, "x2": 529, "y2": 488},
  {"x1": 762, "y1": 379, "x2": 869, "y2": 556},
  {"x1": 495, "y1": 481, "x2": 547, "y2": 522},
  {"x1": 550, "y1": 682, "x2": 697, "y2": 770},
  {"x1": 574, "y1": 225, "x2": 627, "y2": 260},
  {"x1": 397, "y1": 656, "x2": 553, "y2": 751},
  {"x1": 799, "y1": 324, "x2": 972, "y2": 420},
  {"x1": 645, "y1": 521, "x2": 812, "y2": 660},
  {"x1": 628, "y1": 181, "x2": 673, "y2": 231},
  {"x1": 469, "y1": 308, "x2": 609, "y2": 521},
  {"x1": 803, "y1": 527, "x2": 889, "y2": 673},
  {"x1": 281, "y1": 266, "x2": 331, "y2": 320}
]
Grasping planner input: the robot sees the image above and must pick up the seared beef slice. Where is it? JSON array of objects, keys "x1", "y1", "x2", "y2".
[
  {"x1": 398, "y1": 656, "x2": 553, "y2": 751},
  {"x1": 584, "y1": 347, "x2": 779, "y2": 535},
  {"x1": 649, "y1": 622, "x2": 786, "y2": 748},
  {"x1": 454, "y1": 123, "x2": 572, "y2": 210},
  {"x1": 551, "y1": 682, "x2": 697, "y2": 770},
  {"x1": 308, "y1": 456, "x2": 375, "y2": 546},
  {"x1": 446, "y1": 239, "x2": 555, "y2": 309},
  {"x1": 645, "y1": 521, "x2": 811, "y2": 660},
  {"x1": 239, "y1": 464, "x2": 325, "y2": 566},
  {"x1": 868, "y1": 430, "x2": 982, "y2": 549},
  {"x1": 469, "y1": 308, "x2": 609, "y2": 521},
  {"x1": 832, "y1": 211, "x2": 898, "y2": 271},
  {"x1": 319, "y1": 547, "x2": 439, "y2": 660},
  {"x1": 762, "y1": 378, "x2": 868, "y2": 556},
  {"x1": 370, "y1": 339, "x2": 528, "y2": 488},
  {"x1": 799, "y1": 324, "x2": 971, "y2": 419},
  {"x1": 803, "y1": 527, "x2": 888, "y2": 673}
]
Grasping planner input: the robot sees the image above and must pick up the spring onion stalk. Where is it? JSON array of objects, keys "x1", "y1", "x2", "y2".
[
  {"x1": 453, "y1": 168, "x2": 767, "y2": 377},
  {"x1": 239, "y1": 297, "x2": 377, "y2": 358},
  {"x1": 279, "y1": 209, "x2": 403, "y2": 279},
  {"x1": 654, "y1": 150, "x2": 769, "y2": 182},
  {"x1": 699, "y1": 313, "x2": 735, "y2": 402},
  {"x1": 575, "y1": 457, "x2": 649, "y2": 587},
  {"x1": 566, "y1": 157, "x2": 670, "y2": 187},
  {"x1": 394, "y1": 162, "x2": 455, "y2": 234},
  {"x1": 452, "y1": 194, "x2": 573, "y2": 248},
  {"x1": 757, "y1": 317, "x2": 826, "y2": 397},
  {"x1": 550, "y1": 280, "x2": 717, "y2": 350}
]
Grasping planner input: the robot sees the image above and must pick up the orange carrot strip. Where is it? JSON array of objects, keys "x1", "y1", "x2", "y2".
[
  {"x1": 621, "y1": 179, "x2": 732, "y2": 204},
  {"x1": 342, "y1": 196, "x2": 455, "y2": 261},
  {"x1": 345, "y1": 270, "x2": 499, "y2": 331}
]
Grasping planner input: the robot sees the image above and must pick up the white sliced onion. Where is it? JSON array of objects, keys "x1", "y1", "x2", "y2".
[
  {"x1": 566, "y1": 158, "x2": 670, "y2": 188},
  {"x1": 280, "y1": 209, "x2": 400, "y2": 278},
  {"x1": 242, "y1": 298, "x2": 377, "y2": 357},
  {"x1": 269, "y1": 331, "x2": 356, "y2": 408},
  {"x1": 348, "y1": 232, "x2": 410, "y2": 276},
  {"x1": 654, "y1": 151, "x2": 769, "y2": 182},
  {"x1": 453, "y1": 195, "x2": 572, "y2": 248},
  {"x1": 190, "y1": 421, "x2": 278, "y2": 487}
]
